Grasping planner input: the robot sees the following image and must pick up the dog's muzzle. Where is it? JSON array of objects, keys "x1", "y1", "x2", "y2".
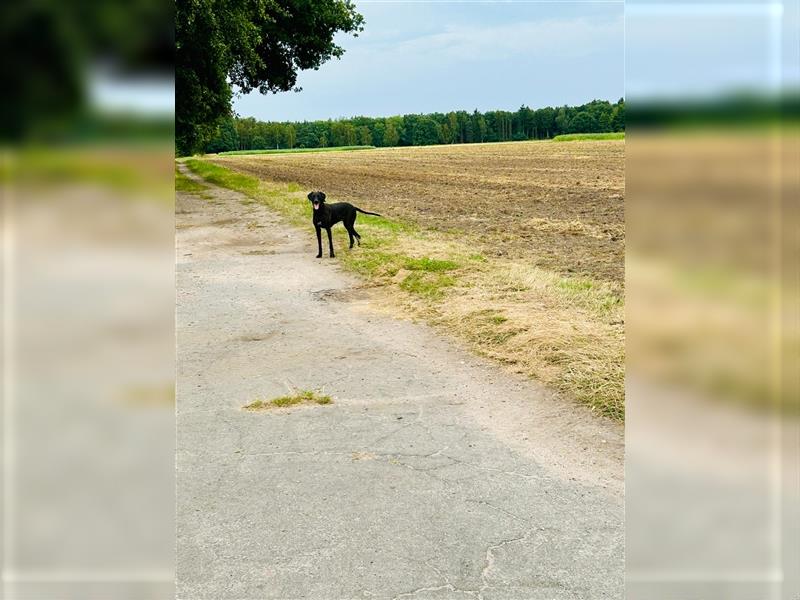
[{"x1": 313, "y1": 202, "x2": 320, "y2": 210}]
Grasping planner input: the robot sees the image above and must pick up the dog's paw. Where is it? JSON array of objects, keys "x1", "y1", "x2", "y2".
[{"x1": 315, "y1": 254, "x2": 322, "y2": 259}]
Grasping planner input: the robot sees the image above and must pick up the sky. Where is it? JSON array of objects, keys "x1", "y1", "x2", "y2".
[
  {"x1": 232, "y1": 1, "x2": 625, "y2": 122},
  {"x1": 626, "y1": 1, "x2": 798, "y2": 100}
]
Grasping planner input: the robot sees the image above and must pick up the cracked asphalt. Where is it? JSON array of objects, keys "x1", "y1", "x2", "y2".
[{"x1": 176, "y1": 165, "x2": 624, "y2": 599}]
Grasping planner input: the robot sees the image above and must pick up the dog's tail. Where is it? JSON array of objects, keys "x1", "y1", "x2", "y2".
[{"x1": 355, "y1": 207, "x2": 382, "y2": 217}]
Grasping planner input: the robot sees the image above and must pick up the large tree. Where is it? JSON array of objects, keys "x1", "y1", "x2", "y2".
[{"x1": 176, "y1": 0, "x2": 363, "y2": 156}]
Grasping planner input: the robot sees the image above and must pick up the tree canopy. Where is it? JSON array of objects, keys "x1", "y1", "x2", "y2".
[{"x1": 176, "y1": 0, "x2": 364, "y2": 156}]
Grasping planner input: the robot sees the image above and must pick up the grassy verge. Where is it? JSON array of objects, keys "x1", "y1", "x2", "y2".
[
  {"x1": 243, "y1": 390, "x2": 333, "y2": 410},
  {"x1": 215, "y1": 145, "x2": 375, "y2": 156},
  {"x1": 552, "y1": 132, "x2": 625, "y2": 141},
  {"x1": 183, "y1": 158, "x2": 625, "y2": 420},
  {"x1": 175, "y1": 165, "x2": 212, "y2": 194}
]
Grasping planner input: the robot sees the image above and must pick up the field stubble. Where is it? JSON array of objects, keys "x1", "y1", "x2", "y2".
[
  {"x1": 196, "y1": 140, "x2": 625, "y2": 419},
  {"x1": 215, "y1": 141, "x2": 624, "y2": 285}
]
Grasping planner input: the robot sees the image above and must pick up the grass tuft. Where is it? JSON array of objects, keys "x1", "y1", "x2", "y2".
[
  {"x1": 403, "y1": 257, "x2": 459, "y2": 272},
  {"x1": 557, "y1": 277, "x2": 595, "y2": 293},
  {"x1": 243, "y1": 390, "x2": 332, "y2": 410},
  {"x1": 399, "y1": 272, "x2": 456, "y2": 298},
  {"x1": 341, "y1": 251, "x2": 402, "y2": 277}
]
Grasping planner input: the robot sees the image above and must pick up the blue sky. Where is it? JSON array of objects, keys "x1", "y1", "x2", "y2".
[
  {"x1": 233, "y1": 1, "x2": 624, "y2": 121},
  {"x1": 626, "y1": 1, "x2": 799, "y2": 100}
]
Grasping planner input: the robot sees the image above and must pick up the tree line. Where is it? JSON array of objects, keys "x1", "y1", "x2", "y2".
[{"x1": 205, "y1": 98, "x2": 625, "y2": 153}]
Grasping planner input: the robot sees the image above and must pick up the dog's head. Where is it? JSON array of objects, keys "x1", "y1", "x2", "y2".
[{"x1": 307, "y1": 191, "x2": 326, "y2": 211}]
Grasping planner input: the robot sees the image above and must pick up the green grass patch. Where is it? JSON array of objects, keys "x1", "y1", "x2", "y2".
[
  {"x1": 557, "y1": 277, "x2": 595, "y2": 293},
  {"x1": 356, "y1": 236, "x2": 390, "y2": 249},
  {"x1": 402, "y1": 257, "x2": 459, "y2": 272},
  {"x1": 175, "y1": 166, "x2": 210, "y2": 194},
  {"x1": 184, "y1": 158, "x2": 262, "y2": 197},
  {"x1": 216, "y1": 145, "x2": 375, "y2": 156},
  {"x1": 356, "y1": 212, "x2": 416, "y2": 234},
  {"x1": 552, "y1": 132, "x2": 625, "y2": 142},
  {"x1": 399, "y1": 272, "x2": 456, "y2": 298},
  {"x1": 555, "y1": 275, "x2": 622, "y2": 314},
  {"x1": 468, "y1": 253, "x2": 488, "y2": 263},
  {"x1": 340, "y1": 251, "x2": 402, "y2": 277},
  {"x1": 243, "y1": 390, "x2": 332, "y2": 410}
]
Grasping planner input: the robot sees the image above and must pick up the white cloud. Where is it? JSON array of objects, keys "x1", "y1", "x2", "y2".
[{"x1": 389, "y1": 16, "x2": 623, "y2": 63}]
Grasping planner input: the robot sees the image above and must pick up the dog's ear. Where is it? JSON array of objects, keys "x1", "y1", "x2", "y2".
[
  {"x1": 319, "y1": 192, "x2": 326, "y2": 202},
  {"x1": 307, "y1": 191, "x2": 315, "y2": 201}
]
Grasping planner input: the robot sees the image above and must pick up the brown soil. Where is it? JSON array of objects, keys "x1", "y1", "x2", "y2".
[{"x1": 211, "y1": 140, "x2": 625, "y2": 286}]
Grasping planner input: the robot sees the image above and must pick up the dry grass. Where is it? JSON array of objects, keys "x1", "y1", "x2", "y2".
[
  {"x1": 443, "y1": 262, "x2": 624, "y2": 418},
  {"x1": 185, "y1": 141, "x2": 625, "y2": 420}
]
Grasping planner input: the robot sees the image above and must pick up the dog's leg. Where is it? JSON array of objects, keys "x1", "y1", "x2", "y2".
[
  {"x1": 326, "y1": 227, "x2": 335, "y2": 258},
  {"x1": 353, "y1": 229, "x2": 361, "y2": 246},
  {"x1": 345, "y1": 213, "x2": 359, "y2": 249},
  {"x1": 315, "y1": 225, "x2": 323, "y2": 258}
]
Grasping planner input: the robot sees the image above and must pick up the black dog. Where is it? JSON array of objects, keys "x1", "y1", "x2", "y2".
[{"x1": 307, "y1": 191, "x2": 381, "y2": 258}]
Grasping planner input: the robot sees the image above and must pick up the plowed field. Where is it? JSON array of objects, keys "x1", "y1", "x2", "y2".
[{"x1": 212, "y1": 140, "x2": 624, "y2": 285}]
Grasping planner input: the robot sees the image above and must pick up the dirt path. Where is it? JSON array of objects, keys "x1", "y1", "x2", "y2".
[{"x1": 176, "y1": 164, "x2": 624, "y2": 599}]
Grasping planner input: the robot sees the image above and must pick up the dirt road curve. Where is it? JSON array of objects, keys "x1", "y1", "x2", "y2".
[{"x1": 176, "y1": 164, "x2": 624, "y2": 599}]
